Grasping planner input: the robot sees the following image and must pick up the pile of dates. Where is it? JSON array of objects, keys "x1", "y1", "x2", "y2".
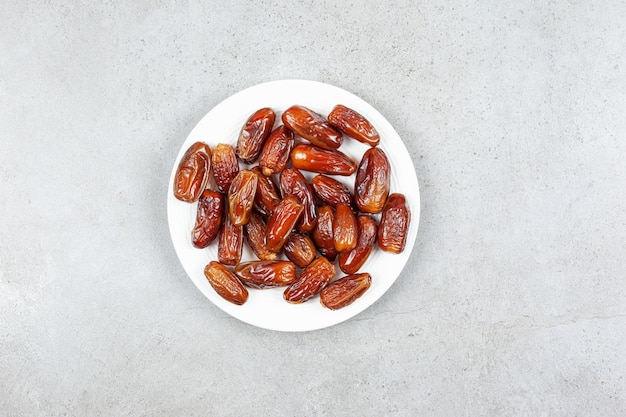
[{"x1": 173, "y1": 104, "x2": 410, "y2": 310}]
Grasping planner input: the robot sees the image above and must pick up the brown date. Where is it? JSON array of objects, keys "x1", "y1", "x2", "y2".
[
  {"x1": 228, "y1": 169, "x2": 258, "y2": 226},
  {"x1": 327, "y1": 104, "x2": 380, "y2": 147},
  {"x1": 191, "y1": 189, "x2": 224, "y2": 249},
  {"x1": 173, "y1": 141, "x2": 211, "y2": 202},
  {"x1": 259, "y1": 125, "x2": 295, "y2": 176},
  {"x1": 282, "y1": 105, "x2": 343, "y2": 150},
  {"x1": 283, "y1": 232, "x2": 316, "y2": 268},
  {"x1": 378, "y1": 193, "x2": 410, "y2": 254},
  {"x1": 203, "y1": 261, "x2": 248, "y2": 305},
  {"x1": 211, "y1": 143, "x2": 239, "y2": 194},
  {"x1": 284, "y1": 256, "x2": 336, "y2": 303},
  {"x1": 234, "y1": 260, "x2": 297, "y2": 289},
  {"x1": 290, "y1": 143, "x2": 356, "y2": 176},
  {"x1": 333, "y1": 202, "x2": 357, "y2": 253},
  {"x1": 320, "y1": 273, "x2": 371, "y2": 310},
  {"x1": 244, "y1": 211, "x2": 276, "y2": 261},
  {"x1": 265, "y1": 195, "x2": 304, "y2": 253},
  {"x1": 354, "y1": 147, "x2": 390, "y2": 213},
  {"x1": 218, "y1": 212, "x2": 243, "y2": 265},
  {"x1": 338, "y1": 215, "x2": 377, "y2": 274},
  {"x1": 250, "y1": 166, "x2": 281, "y2": 216},
  {"x1": 279, "y1": 168, "x2": 317, "y2": 232},
  {"x1": 236, "y1": 108, "x2": 276, "y2": 163},
  {"x1": 311, "y1": 174, "x2": 355, "y2": 211},
  {"x1": 311, "y1": 205, "x2": 337, "y2": 261}
]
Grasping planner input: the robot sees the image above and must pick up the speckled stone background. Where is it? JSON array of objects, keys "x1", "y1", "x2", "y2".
[{"x1": 1, "y1": 1, "x2": 625, "y2": 416}]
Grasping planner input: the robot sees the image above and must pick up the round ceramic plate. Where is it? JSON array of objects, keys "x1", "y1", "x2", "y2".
[{"x1": 167, "y1": 80, "x2": 420, "y2": 332}]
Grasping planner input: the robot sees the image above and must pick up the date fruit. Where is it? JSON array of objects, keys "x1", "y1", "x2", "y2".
[
  {"x1": 282, "y1": 105, "x2": 343, "y2": 150},
  {"x1": 234, "y1": 260, "x2": 297, "y2": 289},
  {"x1": 218, "y1": 212, "x2": 243, "y2": 265},
  {"x1": 320, "y1": 273, "x2": 371, "y2": 310},
  {"x1": 211, "y1": 143, "x2": 239, "y2": 194},
  {"x1": 333, "y1": 202, "x2": 358, "y2": 253},
  {"x1": 236, "y1": 108, "x2": 276, "y2": 163},
  {"x1": 245, "y1": 211, "x2": 276, "y2": 261},
  {"x1": 259, "y1": 125, "x2": 295, "y2": 176},
  {"x1": 284, "y1": 256, "x2": 336, "y2": 303},
  {"x1": 327, "y1": 104, "x2": 380, "y2": 147},
  {"x1": 204, "y1": 261, "x2": 248, "y2": 305},
  {"x1": 338, "y1": 215, "x2": 377, "y2": 274},
  {"x1": 279, "y1": 168, "x2": 317, "y2": 232},
  {"x1": 265, "y1": 195, "x2": 304, "y2": 253},
  {"x1": 228, "y1": 169, "x2": 258, "y2": 226},
  {"x1": 312, "y1": 205, "x2": 337, "y2": 261},
  {"x1": 251, "y1": 166, "x2": 281, "y2": 216},
  {"x1": 192, "y1": 189, "x2": 224, "y2": 248},
  {"x1": 354, "y1": 147, "x2": 390, "y2": 213},
  {"x1": 290, "y1": 144, "x2": 356, "y2": 176},
  {"x1": 283, "y1": 232, "x2": 316, "y2": 268},
  {"x1": 378, "y1": 193, "x2": 410, "y2": 254},
  {"x1": 173, "y1": 141, "x2": 211, "y2": 202},
  {"x1": 311, "y1": 174, "x2": 355, "y2": 211}
]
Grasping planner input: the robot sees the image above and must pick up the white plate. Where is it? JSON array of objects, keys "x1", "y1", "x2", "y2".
[{"x1": 167, "y1": 80, "x2": 420, "y2": 332}]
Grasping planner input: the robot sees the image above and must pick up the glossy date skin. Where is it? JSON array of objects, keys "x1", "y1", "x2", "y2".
[
  {"x1": 259, "y1": 125, "x2": 295, "y2": 176},
  {"x1": 234, "y1": 260, "x2": 297, "y2": 289},
  {"x1": 378, "y1": 193, "x2": 410, "y2": 254},
  {"x1": 211, "y1": 143, "x2": 239, "y2": 194},
  {"x1": 312, "y1": 205, "x2": 337, "y2": 261},
  {"x1": 265, "y1": 195, "x2": 304, "y2": 253},
  {"x1": 173, "y1": 141, "x2": 211, "y2": 202},
  {"x1": 245, "y1": 211, "x2": 276, "y2": 261},
  {"x1": 311, "y1": 174, "x2": 355, "y2": 211},
  {"x1": 228, "y1": 169, "x2": 258, "y2": 226},
  {"x1": 290, "y1": 144, "x2": 356, "y2": 176},
  {"x1": 283, "y1": 232, "x2": 316, "y2": 268},
  {"x1": 218, "y1": 212, "x2": 243, "y2": 266},
  {"x1": 192, "y1": 189, "x2": 224, "y2": 249},
  {"x1": 332, "y1": 203, "x2": 358, "y2": 253},
  {"x1": 338, "y1": 215, "x2": 377, "y2": 274},
  {"x1": 236, "y1": 108, "x2": 276, "y2": 163},
  {"x1": 282, "y1": 105, "x2": 343, "y2": 150},
  {"x1": 327, "y1": 104, "x2": 380, "y2": 147},
  {"x1": 279, "y1": 168, "x2": 317, "y2": 232},
  {"x1": 251, "y1": 166, "x2": 281, "y2": 217},
  {"x1": 354, "y1": 147, "x2": 390, "y2": 213},
  {"x1": 284, "y1": 256, "x2": 336, "y2": 303},
  {"x1": 320, "y1": 273, "x2": 371, "y2": 310},
  {"x1": 204, "y1": 261, "x2": 248, "y2": 305}
]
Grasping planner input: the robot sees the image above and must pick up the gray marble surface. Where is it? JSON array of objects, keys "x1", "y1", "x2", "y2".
[{"x1": 2, "y1": 1, "x2": 625, "y2": 416}]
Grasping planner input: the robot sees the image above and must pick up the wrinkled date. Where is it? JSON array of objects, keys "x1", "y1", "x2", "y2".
[
  {"x1": 236, "y1": 108, "x2": 276, "y2": 164},
  {"x1": 284, "y1": 256, "x2": 336, "y2": 303},
  {"x1": 320, "y1": 273, "x2": 371, "y2": 310},
  {"x1": 338, "y1": 215, "x2": 378, "y2": 274},
  {"x1": 211, "y1": 143, "x2": 239, "y2": 194},
  {"x1": 312, "y1": 205, "x2": 337, "y2": 261},
  {"x1": 282, "y1": 105, "x2": 343, "y2": 150},
  {"x1": 204, "y1": 261, "x2": 248, "y2": 305},
  {"x1": 234, "y1": 260, "x2": 297, "y2": 289},
  {"x1": 333, "y1": 202, "x2": 357, "y2": 253},
  {"x1": 283, "y1": 232, "x2": 316, "y2": 268},
  {"x1": 327, "y1": 104, "x2": 380, "y2": 147},
  {"x1": 251, "y1": 166, "x2": 281, "y2": 216},
  {"x1": 265, "y1": 195, "x2": 304, "y2": 253},
  {"x1": 228, "y1": 170, "x2": 258, "y2": 226},
  {"x1": 259, "y1": 125, "x2": 294, "y2": 176},
  {"x1": 192, "y1": 189, "x2": 224, "y2": 249},
  {"x1": 218, "y1": 213, "x2": 243, "y2": 266},
  {"x1": 354, "y1": 147, "x2": 390, "y2": 213},
  {"x1": 311, "y1": 174, "x2": 355, "y2": 211},
  {"x1": 378, "y1": 193, "x2": 410, "y2": 254},
  {"x1": 173, "y1": 141, "x2": 212, "y2": 202},
  {"x1": 245, "y1": 212, "x2": 277, "y2": 261},
  {"x1": 279, "y1": 168, "x2": 317, "y2": 233},
  {"x1": 290, "y1": 143, "x2": 356, "y2": 176}
]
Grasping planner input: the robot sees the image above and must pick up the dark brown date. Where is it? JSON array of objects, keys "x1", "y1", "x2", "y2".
[
  {"x1": 211, "y1": 143, "x2": 239, "y2": 194},
  {"x1": 284, "y1": 256, "x2": 336, "y2": 303},
  {"x1": 282, "y1": 105, "x2": 343, "y2": 150},
  {"x1": 234, "y1": 260, "x2": 297, "y2": 289},
  {"x1": 354, "y1": 147, "x2": 390, "y2": 213},
  {"x1": 204, "y1": 261, "x2": 248, "y2": 305},
  {"x1": 338, "y1": 215, "x2": 377, "y2": 274},
  {"x1": 333, "y1": 202, "x2": 357, "y2": 253},
  {"x1": 236, "y1": 108, "x2": 276, "y2": 163},
  {"x1": 218, "y1": 212, "x2": 243, "y2": 265},
  {"x1": 228, "y1": 169, "x2": 258, "y2": 226},
  {"x1": 251, "y1": 166, "x2": 281, "y2": 216},
  {"x1": 327, "y1": 104, "x2": 380, "y2": 147},
  {"x1": 311, "y1": 205, "x2": 337, "y2": 261},
  {"x1": 265, "y1": 195, "x2": 304, "y2": 253},
  {"x1": 173, "y1": 141, "x2": 211, "y2": 202},
  {"x1": 283, "y1": 232, "x2": 316, "y2": 268},
  {"x1": 259, "y1": 125, "x2": 295, "y2": 176},
  {"x1": 290, "y1": 144, "x2": 356, "y2": 176},
  {"x1": 320, "y1": 273, "x2": 371, "y2": 310},
  {"x1": 279, "y1": 168, "x2": 317, "y2": 232},
  {"x1": 311, "y1": 174, "x2": 355, "y2": 211},
  {"x1": 192, "y1": 189, "x2": 224, "y2": 248},
  {"x1": 378, "y1": 193, "x2": 410, "y2": 254},
  {"x1": 245, "y1": 211, "x2": 276, "y2": 261}
]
